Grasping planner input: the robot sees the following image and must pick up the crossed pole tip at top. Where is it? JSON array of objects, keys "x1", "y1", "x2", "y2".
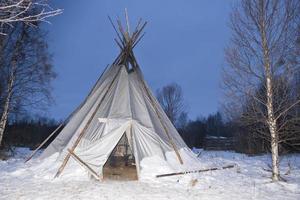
[{"x1": 108, "y1": 9, "x2": 147, "y2": 50}]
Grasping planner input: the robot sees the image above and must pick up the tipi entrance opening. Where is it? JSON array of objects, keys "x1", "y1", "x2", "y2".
[{"x1": 103, "y1": 133, "x2": 138, "y2": 180}]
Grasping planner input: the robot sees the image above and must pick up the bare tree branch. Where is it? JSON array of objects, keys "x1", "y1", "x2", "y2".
[{"x1": 0, "y1": 0, "x2": 62, "y2": 35}]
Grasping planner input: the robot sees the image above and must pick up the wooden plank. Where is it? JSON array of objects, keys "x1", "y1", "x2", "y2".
[
  {"x1": 156, "y1": 165, "x2": 235, "y2": 178},
  {"x1": 68, "y1": 149, "x2": 101, "y2": 180}
]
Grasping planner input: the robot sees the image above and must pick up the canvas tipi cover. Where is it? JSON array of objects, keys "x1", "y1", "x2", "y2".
[{"x1": 37, "y1": 17, "x2": 201, "y2": 180}]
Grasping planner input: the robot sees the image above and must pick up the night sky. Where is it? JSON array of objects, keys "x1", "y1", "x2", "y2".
[{"x1": 45, "y1": 0, "x2": 235, "y2": 121}]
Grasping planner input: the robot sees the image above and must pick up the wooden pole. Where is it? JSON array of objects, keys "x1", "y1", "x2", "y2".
[
  {"x1": 24, "y1": 65, "x2": 111, "y2": 163},
  {"x1": 67, "y1": 149, "x2": 101, "y2": 180},
  {"x1": 132, "y1": 22, "x2": 147, "y2": 46},
  {"x1": 108, "y1": 16, "x2": 125, "y2": 47},
  {"x1": 24, "y1": 123, "x2": 63, "y2": 163},
  {"x1": 125, "y1": 8, "x2": 130, "y2": 35},
  {"x1": 132, "y1": 55, "x2": 183, "y2": 164},
  {"x1": 156, "y1": 165, "x2": 235, "y2": 178},
  {"x1": 52, "y1": 16, "x2": 146, "y2": 178},
  {"x1": 54, "y1": 66, "x2": 123, "y2": 178}
]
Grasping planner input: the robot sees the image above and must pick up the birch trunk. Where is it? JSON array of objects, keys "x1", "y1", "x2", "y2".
[
  {"x1": 261, "y1": 11, "x2": 280, "y2": 181},
  {"x1": 266, "y1": 76, "x2": 280, "y2": 181},
  {"x1": 224, "y1": 0, "x2": 299, "y2": 182},
  {"x1": 0, "y1": 64, "x2": 15, "y2": 146}
]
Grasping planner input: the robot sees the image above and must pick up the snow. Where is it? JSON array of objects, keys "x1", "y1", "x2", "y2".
[{"x1": 1, "y1": 148, "x2": 300, "y2": 200}]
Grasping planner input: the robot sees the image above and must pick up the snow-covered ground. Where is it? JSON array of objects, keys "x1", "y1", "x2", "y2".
[{"x1": 0, "y1": 148, "x2": 299, "y2": 200}]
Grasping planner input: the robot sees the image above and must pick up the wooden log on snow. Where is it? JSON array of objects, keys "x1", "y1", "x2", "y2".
[{"x1": 156, "y1": 165, "x2": 235, "y2": 178}]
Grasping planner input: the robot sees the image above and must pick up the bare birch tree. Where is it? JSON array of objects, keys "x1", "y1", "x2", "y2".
[
  {"x1": 0, "y1": 23, "x2": 56, "y2": 146},
  {"x1": 156, "y1": 83, "x2": 187, "y2": 128},
  {"x1": 223, "y1": 0, "x2": 300, "y2": 181},
  {"x1": 0, "y1": 0, "x2": 62, "y2": 35}
]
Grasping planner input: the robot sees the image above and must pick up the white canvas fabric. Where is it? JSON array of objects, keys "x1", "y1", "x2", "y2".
[{"x1": 41, "y1": 65, "x2": 201, "y2": 179}]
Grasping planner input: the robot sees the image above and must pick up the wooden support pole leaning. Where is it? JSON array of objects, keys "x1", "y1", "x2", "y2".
[
  {"x1": 156, "y1": 165, "x2": 235, "y2": 178},
  {"x1": 54, "y1": 66, "x2": 123, "y2": 178},
  {"x1": 132, "y1": 55, "x2": 183, "y2": 165},
  {"x1": 24, "y1": 65, "x2": 111, "y2": 163},
  {"x1": 24, "y1": 123, "x2": 63, "y2": 163},
  {"x1": 67, "y1": 149, "x2": 101, "y2": 180}
]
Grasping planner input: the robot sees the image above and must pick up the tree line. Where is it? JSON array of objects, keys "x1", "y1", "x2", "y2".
[{"x1": 4, "y1": 117, "x2": 60, "y2": 149}]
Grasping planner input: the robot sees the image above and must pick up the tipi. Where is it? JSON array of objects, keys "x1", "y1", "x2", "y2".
[{"x1": 27, "y1": 15, "x2": 201, "y2": 180}]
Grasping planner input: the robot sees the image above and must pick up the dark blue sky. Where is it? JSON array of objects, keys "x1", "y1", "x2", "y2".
[{"x1": 46, "y1": 0, "x2": 234, "y2": 121}]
